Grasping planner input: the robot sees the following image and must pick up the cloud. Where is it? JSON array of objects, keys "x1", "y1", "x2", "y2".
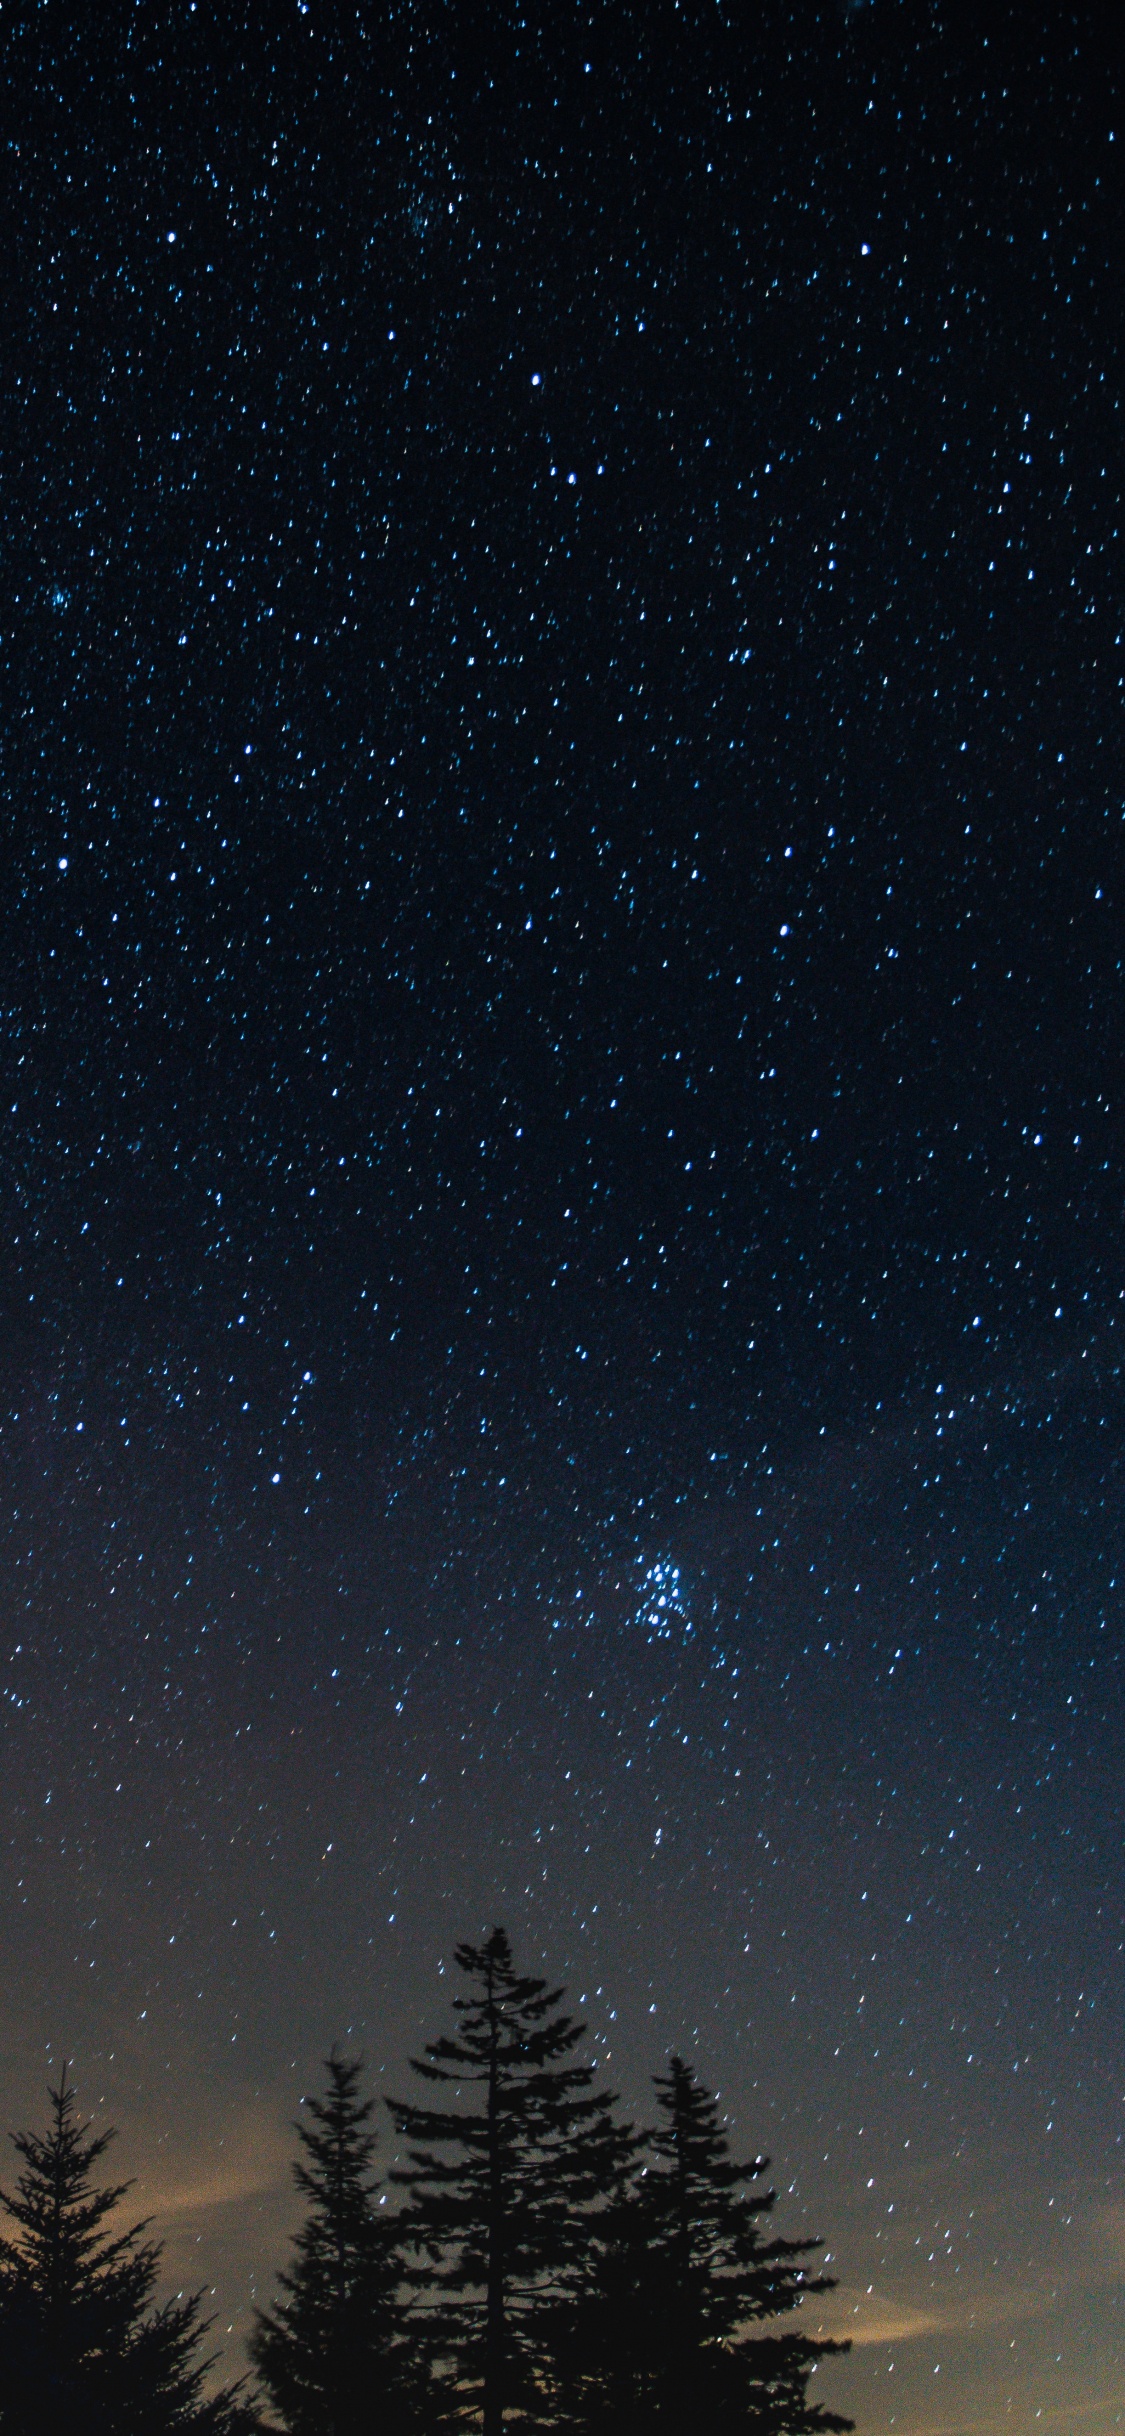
[
  {"x1": 813, "y1": 2274, "x2": 1052, "y2": 2350},
  {"x1": 114, "y1": 2102, "x2": 297, "y2": 2308},
  {"x1": 814, "y1": 2284, "x2": 944, "y2": 2346},
  {"x1": 133, "y1": 2107, "x2": 291, "y2": 2229}
]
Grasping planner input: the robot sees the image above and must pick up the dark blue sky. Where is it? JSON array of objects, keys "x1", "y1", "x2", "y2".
[{"x1": 1, "y1": 5, "x2": 1121, "y2": 2429}]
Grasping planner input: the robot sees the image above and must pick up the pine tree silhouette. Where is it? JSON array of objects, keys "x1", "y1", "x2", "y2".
[
  {"x1": 544, "y1": 2055, "x2": 852, "y2": 2434},
  {"x1": 390, "y1": 1928, "x2": 632, "y2": 2436},
  {"x1": 252, "y1": 2052, "x2": 416, "y2": 2436},
  {"x1": 641, "y1": 2055, "x2": 852, "y2": 2435},
  {"x1": 0, "y1": 2072, "x2": 255, "y2": 2436}
]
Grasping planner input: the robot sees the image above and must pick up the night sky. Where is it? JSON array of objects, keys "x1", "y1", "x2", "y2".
[{"x1": 1, "y1": 2, "x2": 1123, "y2": 2429}]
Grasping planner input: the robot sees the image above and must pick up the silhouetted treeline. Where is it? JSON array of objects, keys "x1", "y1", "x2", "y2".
[{"x1": 0, "y1": 1929, "x2": 853, "y2": 2436}]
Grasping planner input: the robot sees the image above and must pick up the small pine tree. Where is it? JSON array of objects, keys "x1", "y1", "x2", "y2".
[
  {"x1": 251, "y1": 2053, "x2": 414, "y2": 2436},
  {"x1": 641, "y1": 2056, "x2": 852, "y2": 2435},
  {"x1": 390, "y1": 1928, "x2": 632, "y2": 2436},
  {"x1": 0, "y1": 2072, "x2": 254, "y2": 2436}
]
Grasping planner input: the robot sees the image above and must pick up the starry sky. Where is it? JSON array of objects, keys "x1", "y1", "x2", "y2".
[{"x1": 1, "y1": 1, "x2": 1123, "y2": 2428}]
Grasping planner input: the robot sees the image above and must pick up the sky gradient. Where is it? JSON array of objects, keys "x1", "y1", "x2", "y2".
[{"x1": 1, "y1": 5, "x2": 1122, "y2": 2432}]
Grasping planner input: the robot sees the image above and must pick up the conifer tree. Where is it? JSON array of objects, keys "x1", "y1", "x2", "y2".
[
  {"x1": 389, "y1": 1928, "x2": 632, "y2": 2436},
  {"x1": 544, "y1": 2056, "x2": 851, "y2": 2435},
  {"x1": 639, "y1": 2055, "x2": 852, "y2": 2435},
  {"x1": 0, "y1": 2072, "x2": 254, "y2": 2436},
  {"x1": 251, "y1": 2052, "x2": 414, "y2": 2436}
]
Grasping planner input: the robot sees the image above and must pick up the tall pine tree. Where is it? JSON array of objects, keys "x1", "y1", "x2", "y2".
[
  {"x1": 252, "y1": 2052, "x2": 415, "y2": 2436},
  {"x1": 0, "y1": 2073, "x2": 254, "y2": 2436},
  {"x1": 390, "y1": 1928, "x2": 631, "y2": 2436}
]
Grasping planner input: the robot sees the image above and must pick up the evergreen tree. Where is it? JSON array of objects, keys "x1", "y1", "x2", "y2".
[
  {"x1": 640, "y1": 2055, "x2": 852, "y2": 2435},
  {"x1": 251, "y1": 2052, "x2": 415, "y2": 2436},
  {"x1": 389, "y1": 1928, "x2": 632, "y2": 2436},
  {"x1": 545, "y1": 2056, "x2": 851, "y2": 2436},
  {"x1": 0, "y1": 2072, "x2": 255, "y2": 2436}
]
